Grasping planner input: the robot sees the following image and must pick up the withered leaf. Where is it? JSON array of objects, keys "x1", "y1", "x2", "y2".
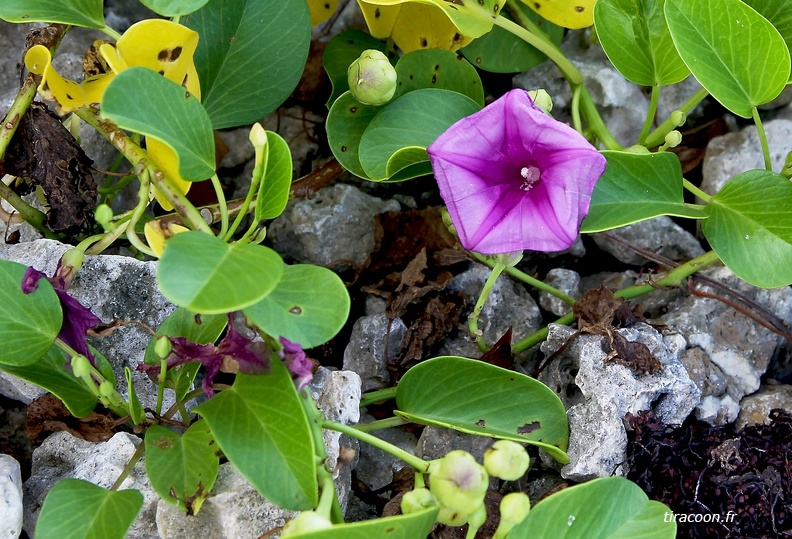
[
  {"x1": 478, "y1": 327, "x2": 513, "y2": 369},
  {"x1": 3, "y1": 102, "x2": 97, "y2": 234},
  {"x1": 607, "y1": 331, "x2": 663, "y2": 374},
  {"x1": 25, "y1": 393, "x2": 117, "y2": 444},
  {"x1": 573, "y1": 285, "x2": 624, "y2": 330}
]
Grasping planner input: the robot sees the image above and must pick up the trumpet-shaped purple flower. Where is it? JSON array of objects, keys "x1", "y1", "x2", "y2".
[{"x1": 427, "y1": 89, "x2": 606, "y2": 254}]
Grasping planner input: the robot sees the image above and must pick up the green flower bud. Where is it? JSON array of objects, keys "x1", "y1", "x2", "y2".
[
  {"x1": 664, "y1": 130, "x2": 682, "y2": 148},
  {"x1": 436, "y1": 505, "x2": 469, "y2": 527},
  {"x1": 467, "y1": 503, "x2": 488, "y2": 537},
  {"x1": 429, "y1": 450, "x2": 489, "y2": 515},
  {"x1": 527, "y1": 89, "x2": 553, "y2": 114},
  {"x1": 248, "y1": 122, "x2": 268, "y2": 171},
  {"x1": 99, "y1": 380, "x2": 115, "y2": 398},
  {"x1": 483, "y1": 440, "x2": 530, "y2": 481},
  {"x1": 61, "y1": 248, "x2": 85, "y2": 273},
  {"x1": 95, "y1": 204, "x2": 114, "y2": 231},
  {"x1": 624, "y1": 144, "x2": 650, "y2": 154},
  {"x1": 440, "y1": 207, "x2": 457, "y2": 236},
  {"x1": 401, "y1": 488, "x2": 438, "y2": 515},
  {"x1": 281, "y1": 511, "x2": 333, "y2": 537},
  {"x1": 670, "y1": 110, "x2": 687, "y2": 127},
  {"x1": 494, "y1": 492, "x2": 531, "y2": 539},
  {"x1": 154, "y1": 336, "x2": 173, "y2": 360},
  {"x1": 71, "y1": 354, "x2": 92, "y2": 379},
  {"x1": 348, "y1": 50, "x2": 397, "y2": 106}
]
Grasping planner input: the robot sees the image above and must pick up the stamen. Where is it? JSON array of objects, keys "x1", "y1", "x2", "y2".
[{"x1": 519, "y1": 165, "x2": 541, "y2": 191}]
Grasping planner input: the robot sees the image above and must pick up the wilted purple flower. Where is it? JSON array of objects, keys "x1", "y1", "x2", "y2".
[
  {"x1": 279, "y1": 337, "x2": 315, "y2": 390},
  {"x1": 138, "y1": 314, "x2": 270, "y2": 397},
  {"x1": 22, "y1": 262, "x2": 102, "y2": 362},
  {"x1": 427, "y1": 89, "x2": 606, "y2": 254}
]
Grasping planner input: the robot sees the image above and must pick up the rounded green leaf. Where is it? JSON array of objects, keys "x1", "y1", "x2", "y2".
[
  {"x1": 323, "y1": 31, "x2": 389, "y2": 107},
  {"x1": 0, "y1": 0, "x2": 104, "y2": 28},
  {"x1": 395, "y1": 356, "x2": 570, "y2": 463},
  {"x1": 282, "y1": 506, "x2": 439, "y2": 539},
  {"x1": 358, "y1": 89, "x2": 481, "y2": 181},
  {"x1": 101, "y1": 67, "x2": 215, "y2": 182},
  {"x1": 194, "y1": 361, "x2": 317, "y2": 510},
  {"x1": 256, "y1": 131, "x2": 293, "y2": 221},
  {"x1": 326, "y1": 92, "x2": 380, "y2": 179},
  {"x1": 702, "y1": 169, "x2": 792, "y2": 288},
  {"x1": 595, "y1": 0, "x2": 690, "y2": 86},
  {"x1": 145, "y1": 421, "x2": 219, "y2": 513},
  {"x1": 510, "y1": 476, "x2": 676, "y2": 538},
  {"x1": 460, "y1": 6, "x2": 563, "y2": 73},
  {"x1": 0, "y1": 260, "x2": 62, "y2": 367},
  {"x1": 581, "y1": 150, "x2": 707, "y2": 233},
  {"x1": 36, "y1": 479, "x2": 143, "y2": 539},
  {"x1": 744, "y1": 0, "x2": 792, "y2": 72},
  {"x1": 0, "y1": 346, "x2": 96, "y2": 418},
  {"x1": 243, "y1": 265, "x2": 350, "y2": 349},
  {"x1": 184, "y1": 0, "x2": 310, "y2": 129},
  {"x1": 157, "y1": 231, "x2": 284, "y2": 314},
  {"x1": 393, "y1": 49, "x2": 484, "y2": 106},
  {"x1": 139, "y1": 0, "x2": 209, "y2": 16},
  {"x1": 665, "y1": 0, "x2": 791, "y2": 117}
]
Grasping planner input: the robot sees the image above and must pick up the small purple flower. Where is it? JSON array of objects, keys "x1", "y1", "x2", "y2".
[
  {"x1": 279, "y1": 337, "x2": 315, "y2": 391},
  {"x1": 138, "y1": 314, "x2": 270, "y2": 397},
  {"x1": 427, "y1": 89, "x2": 606, "y2": 254},
  {"x1": 22, "y1": 263, "x2": 102, "y2": 362}
]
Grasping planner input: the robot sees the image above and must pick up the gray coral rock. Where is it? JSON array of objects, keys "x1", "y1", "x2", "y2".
[
  {"x1": 592, "y1": 216, "x2": 704, "y2": 266},
  {"x1": 539, "y1": 269, "x2": 580, "y2": 317},
  {"x1": 539, "y1": 323, "x2": 699, "y2": 481},
  {"x1": 0, "y1": 454, "x2": 22, "y2": 539},
  {"x1": 735, "y1": 383, "x2": 792, "y2": 432},
  {"x1": 343, "y1": 314, "x2": 407, "y2": 392}
]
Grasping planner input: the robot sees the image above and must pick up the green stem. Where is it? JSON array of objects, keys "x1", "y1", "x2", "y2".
[
  {"x1": 752, "y1": 107, "x2": 772, "y2": 171},
  {"x1": 512, "y1": 250, "x2": 721, "y2": 353},
  {"x1": 156, "y1": 358, "x2": 167, "y2": 416},
  {"x1": 125, "y1": 169, "x2": 157, "y2": 257},
  {"x1": 571, "y1": 84, "x2": 583, "y2": 134},
  {"x1": 209, "y1": 174, "x2": 229, "y2": 238},
  {"x1": 355, "y1": 416, "x2": 407, "y2": 433},
  {"x1": 645, "y1": 87, "x2": 708, "y2": 147},
  {"x1": 639, "y1": 85, "x2": 660, "y2": 145},
  {"x1": 683, "y1": 178, "x2": 712, "y2": 203},
  {"x1": 359, "y1": 386, "x2": 398, "y2": 407},
  {"x1": 224, "y1": 178, "x2": 257, "y2": 241},
  {"x1": 471, "y1": 252, "x2": 575, "y2": 305},
  {"x1": 579, "y1": 88, "x2": 622, "y2": 149},
  {"x1": 111, "y1": 441, "x2": 145, "y2": 491},
  {"x1": 75, "y1": 107, "x2": 213, "y2": 234},
  {"x1": 0, "y1": 180, "x2": 53, "y2": 237},
  {"x1": 86, "y1": 221, "x2": 130, "y2": 255},
  {"x1": 469, "y1": 262, "x2": 507, "y2": 352},
  {"x1": 302, "y1": 395, "x2": 344, "y2": 523},
  {"x1": 0, "y1": 76, "x2": 38, "y2": 160},
  {"x1": 322, "y1": 420, "x2": 430, "y2": 473},
  {"x1": 101, "y1": 25, "x2": 123, "y2": 41}
]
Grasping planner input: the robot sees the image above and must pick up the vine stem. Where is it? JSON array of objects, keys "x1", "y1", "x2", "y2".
[
  {"x1": 111, "y1": 441, "x2": 145, "y2": 491},
  {"x1": 644, "y1": 87, "x2": 709, "y2": 147},
  {"x1": 511, "y1": 250, "x2": 721, "y2": 353},
  {"x1": 322, "y1": 420, "x2": 431, "y2": 473},
  {"x1": 683, "y1": 178, "x2": 712, "y2": 203},
  {"x1": 469, "y1": 261, "x2": 506, "y2": 352},
  {"x1": 359, "y1": 386, "x2": 397, "y2": 407},
  {"x1": 471, "y1": 252, "x2": 575, "y2": 305},
  {"x1": 639, "y1": 85, "x2": 660, "y2": 145},
  {"x1": 752, "y1": 107, "x2": 772, "y2": 171},
  {"x1": 355, "y1": 416, "x2": 407, "y2": 433}
]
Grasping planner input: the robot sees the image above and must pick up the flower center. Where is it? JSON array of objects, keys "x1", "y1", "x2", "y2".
[{"x1": 519, "y1": 165, "x2": 541, "y2": 191}]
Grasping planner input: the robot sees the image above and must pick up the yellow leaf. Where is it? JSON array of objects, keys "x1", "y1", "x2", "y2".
[
  {"x1": 144, "y1": 219, "x2": 189, "y2": 257},
  {"x1": 521, "y1": 0, "x2": 597, "y2": 29},
  {"x1": 146, "y1": 138, "x2": 193, "y2": 211},
  {"x1": 358, "y1": 1, "x2": 473, "y2": 52},
  {"x1": 307, "y1": 0, "x2": 340, "y2": 26}
]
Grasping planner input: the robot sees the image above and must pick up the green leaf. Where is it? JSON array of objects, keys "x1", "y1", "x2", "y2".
[
  {"x1": 393, "y1": 49, "x2": 484, "y2": 106},
  {"x1": 184, "y1": 0, "x2": 310, "y2": 129},
  {"x1": 256, "y1": 131, "x2": 293, "y2": 221},
  {"x1": 145, "y1": 421, "x2": 219, "y2": 514},
  {"x1": 395, "y1": 356, "x2": 570, "y2": 463},
  {"x1": 139, "y1": 0, "x2": 209, "y2": 16},
  {"x1": 580, "y1": 151, "x2": 707, "y2": 233},
  {"x1": 510, "y1": 476, "x2": 675, "y2": 538},
  {"x1": 36, "y1": 479, "x2": 143, "y2": 539},
  {"x1": 0, "y1": 346, "x2": 96, "y2": 418},
  {"x1": 594, "y1": 0, "x2": 690, "y2": 86},
  {"x1": 284, "y1": 506, "x2": 439, "y2": 539},
  {"x1": 702, "y1": 169, "x2": 792, "y2": 288},
  {"x1": 358, "y1": 89, "x2": 480, "y2": 181},
  {"x1": 124, "y1": 367, "x2": 145, "y2": 425},
  {"x1": 460, "y1": 5, "x2": 563, "y2": 73},
  {"x1": 194, "y1": 360, "x2": 317, "y2": 510},
  {"x1": 157, "y1": 231, "x2": 284, "y2": 314},
  {"x1": 323, "y1": 31, "x2": 389, "y2": 107},
  {"x1": 0, "y1": 0, "x2": 104, "y2": 28},
  {"x1": 101, "y1": 67, "x2": 215, "y2": 181},
  {"x1": 665, "y1": 0, "x2": 790, "y2": 117},
  {"x1": 326, "y1": 92, "x2": 381, "y2": 179},
  {"x1": 244, "y1": 265, "x2": 350, "y2": 349},
  {"x1": 743, "y1": 0, "x2": 792, "y2": 71},
  {"x1": 0, "y1": 260, "x2": 62, "y2": 367}
]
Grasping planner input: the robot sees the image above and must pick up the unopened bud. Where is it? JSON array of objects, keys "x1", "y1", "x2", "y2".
[
  {"x1": 664, "y1": 130, "x2": 682, "y2": 148},
  {"x1": 494, "y1": 492, "x2": 531, "y2": 538},
  {"x1": 527, "y1": 89, "x2": 553, "y2": 114},
  {"x1": 61, "y1": 248, "x2": 85, "y2": 273},
  {"x1": 71, "y1": 354, "x2": 92, "y2": 378},
  {"x1": 484, "y1": 440, "x2": 530, "y2": 481},
  {"x1": 670, "y1": 110, "x2": 686, "y2": 127},
  {"x1": 99, "y1": 380, "x2": 115, "y2": 398},
  {"x1": 467, "y1": 503, "x2": 488, "y2": 536},
  {"x1": 281, "y1": 511, "x2": 333, "y2": 537},
  {"x1": 429, "y1": 450, "x2": 489, "y2": 515},
  {"x1": 401, "y1": 488, "x2": 437, "y2": 515},
  {"x1": 248, "y1": 122, "x2": 268, "y2": 171},
  {"x1": 625, "y1": 144, "x2": 650, "y2": 154},
  {"x1": 348, "y1": 50, "x2": 397, "y2": 106},
  {"x1": 436, "y1": 505, "x2": 469, "y2": 527},
  {"x1": 95, "y1": 204, "x2": 114, "y2": 230},
  {"x1": 440, "y1": 207, "x2": 457, "y2": 237},
  {"x1": 154, "y1": 336, "x2": 172, "y2": 360}
]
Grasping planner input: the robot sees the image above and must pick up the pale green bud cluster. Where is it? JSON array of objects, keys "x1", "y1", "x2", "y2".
[
  {"x1": 400, "y1": 487, "x2": 438, "y2": 515},
  {"x1": 527, "y1": 89, "x2": 553, "y2": 115},
  {"x1": 280, "y1": 511, "x2": 333, "y2": 537},
  {"x1": 493, "y1": 492, "x2": 531, "y2": 539},
  {"x1": 95, "y1": 204, "x2": 115, "y2": 231},
  {"x1": 483, "y1": 440, "x2": 531, "y2": 481},
  {"x1": 154, "y1": 336, "x2": 173, "y2": 360},
  {"x1": 428, "y1": 450, "x2": 489, "y2": 519},
  {"x1": 348, "y1": 50, "x2": 397, "y2": 106}
]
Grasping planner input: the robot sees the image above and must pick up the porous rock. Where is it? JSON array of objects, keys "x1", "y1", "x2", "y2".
[
  {"x1": 539, "y1": 323, "x2": 699, "y2": 481},
  {"x1": 539, "y1": 268, "x2": 580, "y2": 317},
  {"x1": 343, "y1": 314, "x2": 407, "y2": 391},
  {"x1": 735, "y1": 383, "x2": 792, "y2": 432},
  {"x1": 592, "y1": 216, "x2": 704, "y2": 266},
  {"x1": 268, "y1": 183, "x2": 400, "y2": 267},
  {"x1": 0, "y1": 454, "x2": 22, "y2": 539},
  {"x1": 354, "y1": 412, "x2": 417, "y2": 493}
]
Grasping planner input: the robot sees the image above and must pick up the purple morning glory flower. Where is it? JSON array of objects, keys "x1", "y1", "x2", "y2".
[
  {"x1": 139, "y1": 314, "x2": 270, "y2": 397},
  {"x1": 22, "y1": 263, "x2": 102, "y2": 362},
  {"x1": 279, "y1": 337, "x2": 315, "y2": 391},
  {"x1": 427, "y1": 89, "x2": 606, "y2": 254}
]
